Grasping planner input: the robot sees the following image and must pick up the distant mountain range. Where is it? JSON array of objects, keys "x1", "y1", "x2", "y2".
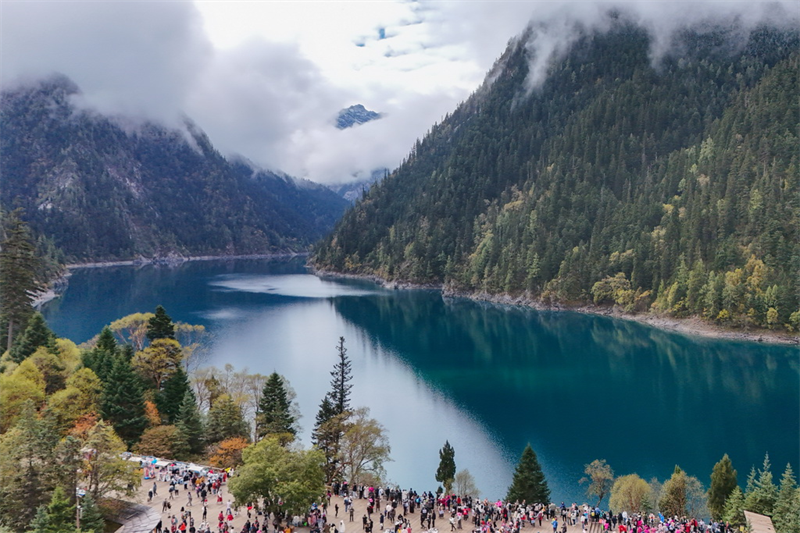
[
  {"x1": 0, "y1": 75, "x2": 349, "y2": 262},
  {"x1": 314, "y1": 18, "x2": 800, "y2": 331}
]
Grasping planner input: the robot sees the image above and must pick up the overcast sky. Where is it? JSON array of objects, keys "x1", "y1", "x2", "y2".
[{"x1": 1, "y1": 0, "x2": 796, "y2": 185}]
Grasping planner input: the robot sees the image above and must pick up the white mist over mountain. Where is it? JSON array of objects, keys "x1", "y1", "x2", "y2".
[{"x1": 1, "y1": 0, "x2": 796, "y2": 185}]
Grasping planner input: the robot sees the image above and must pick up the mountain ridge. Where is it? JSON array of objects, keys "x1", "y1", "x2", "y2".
[
  {"x1": 0, "y1": 75, "x2": 350, "y2": 262},
  {"x1": 313, "y1": 18, "x2": 800, "y2": 332}
]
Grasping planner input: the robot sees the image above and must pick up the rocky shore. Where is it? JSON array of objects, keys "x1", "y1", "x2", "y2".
[
  {"x1": 34, "y1": 259, "x2": 799, "y2": 346},
  {"x1": 314, "y1": 269, "x2": 799, "y2": 346}
]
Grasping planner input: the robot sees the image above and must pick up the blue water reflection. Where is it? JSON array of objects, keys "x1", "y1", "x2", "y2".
[{"x1": 42, "y1": 258, "x2": 799, "y2": 503}]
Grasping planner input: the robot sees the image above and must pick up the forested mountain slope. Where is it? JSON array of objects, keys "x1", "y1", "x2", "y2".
[
  {"x1": 0, "y1": 76, "x2": 349, "y2": 261},
  {"x1": 314, "y1": 20, "x2": 800, "y2": 330}
]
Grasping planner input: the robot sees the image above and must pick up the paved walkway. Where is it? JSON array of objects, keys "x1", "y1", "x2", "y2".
[{"x1": 129, "y1": 475, "x2": 587, "y2": 533}]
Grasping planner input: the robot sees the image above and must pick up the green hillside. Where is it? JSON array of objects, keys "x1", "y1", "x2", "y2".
[
  {"x1": 0, "y1": 76, "x2": 349, "y2": 261},
  {"x1": 313, "y1": 20, "x2": 800, "y2": 331}
]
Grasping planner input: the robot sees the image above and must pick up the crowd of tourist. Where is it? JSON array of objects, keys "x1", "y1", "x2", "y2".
[{"x1": 142, "y1": 466, "x2": 740, "y2": 533}]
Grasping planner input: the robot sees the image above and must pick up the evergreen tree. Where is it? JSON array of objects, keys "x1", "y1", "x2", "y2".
[
  {"x1": 312, "y1": 27, "x2": 800, "y2": 333},
  {"x1": 312, "y1": 395, "x2": 337, "y2": 443},
  {"x1": 95, "y1": 326, "x2": 117, "y2": 354},
  {"x1": 28, "y1": 505, "x2": 51, "y2": 533},
  {"x1": 708, "y1": 454, "x2": 738, "y2": 520},
  {"x1": 506, "y1": 443, "x2": 550, "y2": 504},
  {"x1": 99, "y1": 357, "x2": 148, "y2": 447},
  {"x1": 436, "y1": 441, "x2": 456, "y2": 494},
  {"x1": 82, "y1": 328, "x2": 118, "y2": 384},
  {"x1": 312, "y1": 395, "x2": 345, "y2": 483},
  {"x1": 156, "y1": 366, "x2": 191, "y2": 424},
  {"x1": 744, "y1": 454, "x2": 779, "y2": 516},
  {"x1": 146, "y1": 305, "x2": 175, "y2": 342},
  {"x1": 45, "y1": 486, "x2": 75, "y2": 533},
  {"x1": 772, "y1": 464, "x2": 800, "y2": 533},
  {"x1": 310, "y1": 337, "x2": 355, "y2": 482},
  {"x1": 9, "y1": 312, "x2": 56, "y2": 363},
  {"x1": 256, "y1": 372, "x2": 296, "y2": 441},
  {"x1": 329, "y1": 337, "x2": 353, "y2": 416},
  {"x1": 0, "y1": 208, "x2": 41, "y2": 352},
  {"x1": 206, "y1": 395, "x2": 249, "y2": 445},
  {"x1": 176, "y1": 389, "x2": 204, "y2": 455},
  {"x1": 28, "y1": 487, "x2": 75, "y2": 533},
  {"x1": 78, "y1": 494, "x2": 104, "y2": 533},
  {"x1": 722, "y1": 486, "x2": 745, "y2": 526},
  {"x1": 81, "y1": 352, "x2": 112, "y2": 386}
]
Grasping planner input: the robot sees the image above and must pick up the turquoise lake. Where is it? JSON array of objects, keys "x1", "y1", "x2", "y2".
[{"x1": 41, "y1": 257, "x2": 799, "y2": 504}]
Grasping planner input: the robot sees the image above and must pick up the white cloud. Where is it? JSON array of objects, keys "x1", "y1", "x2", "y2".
[
  {"x1": 1, "y1": 0, "x2": 797, "y2": 186},
  {"x1": 1, "y1": 0, "x2": 210, "y2": 122}
]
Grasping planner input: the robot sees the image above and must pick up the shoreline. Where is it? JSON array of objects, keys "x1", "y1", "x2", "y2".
[
  {"x1": 35, "y1": 258, "x2": 799, "y2": 346},
  {"x1": 33, "y1": 252, "x2": 309, "y2": 308},
  {"x1": 313, "y1": 268, "x2": 799, "y2": 346},
  {"x1": 65, "y1": 251, "x2": 308, "y2": 270}
]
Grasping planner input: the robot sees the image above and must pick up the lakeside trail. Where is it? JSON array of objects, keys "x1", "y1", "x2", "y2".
[{"x1": 133, "y1": 476, "x2": 588, "y2": 533}]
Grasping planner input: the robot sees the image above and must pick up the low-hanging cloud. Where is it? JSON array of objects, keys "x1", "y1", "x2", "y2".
[
  {"x1": 1, "y1": 0, "x2": 210, "y2": 123},
  {"x1": 1, "y1": 0, "x2": 797, "y2": 186},
  {"x1": 515, "y1": 0, "x2": 799, "y2": 93}
]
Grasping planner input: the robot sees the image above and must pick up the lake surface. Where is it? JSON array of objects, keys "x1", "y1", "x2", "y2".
[{"x1": 42, "y1": 257, "x2": 799, "y2": 504}]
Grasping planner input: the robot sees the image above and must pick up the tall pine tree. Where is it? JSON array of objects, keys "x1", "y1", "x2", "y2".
[
  {"x1": 0, "y1": 208, "x2": 41, "y2": 352},
  {"x1": 45, "y1": 486, "x2": 75, "y2": 533},
  {"x1": 708, "y1": 454, "x2": 737, "y2": 520},
  {"x1": 8, "y1": 312, "x2": 57, "y2": 363},
  {"x1": 722, "y1": 486, "x2": 746, "y2": 526},
  {"x1": 772, "y1": 463, "x2": 800, "y2": 533},
  {"x1": 312, "y1": 395, "x2": 345, "y2": 483},
  {"x1": 156, "y1": 366, "x2": 191, "y2": 424},
  {"x1": 744, "y1": 454, "x2": 779, "y2": 516},
  {"x1": 176, "y1": 389, "x2": 204, "y2": 455},
  {"x1": 79, "y1": 494, "x2": 105, "y2": 533},
  {"x1": 256, "y1": 372, "x2": 296, "y2": 441},
  {"x1": 99, "y1": 356, "x2": 148, "y2": 447},
  {"x1": 329, "y1": 337, "x2": 352, "y2": 416},
  {"x1": 96, "y1": 326, "x2": 117, "y2": 352},
  {"x1": 146, "y1": 305, "x2": 175, "y2": 342},
  {"x1": 82, "y1": 327, "x2": 118, "y2": 384},
  {"x1": 311, "y1": 338, "x2": 355, "y2": 483},
  {"x1": 206, "y1": 395, "x2": 249, "y2": 445},
  {"x1": 506, "y1": 443, "x2": 550, "y2": 504}
]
